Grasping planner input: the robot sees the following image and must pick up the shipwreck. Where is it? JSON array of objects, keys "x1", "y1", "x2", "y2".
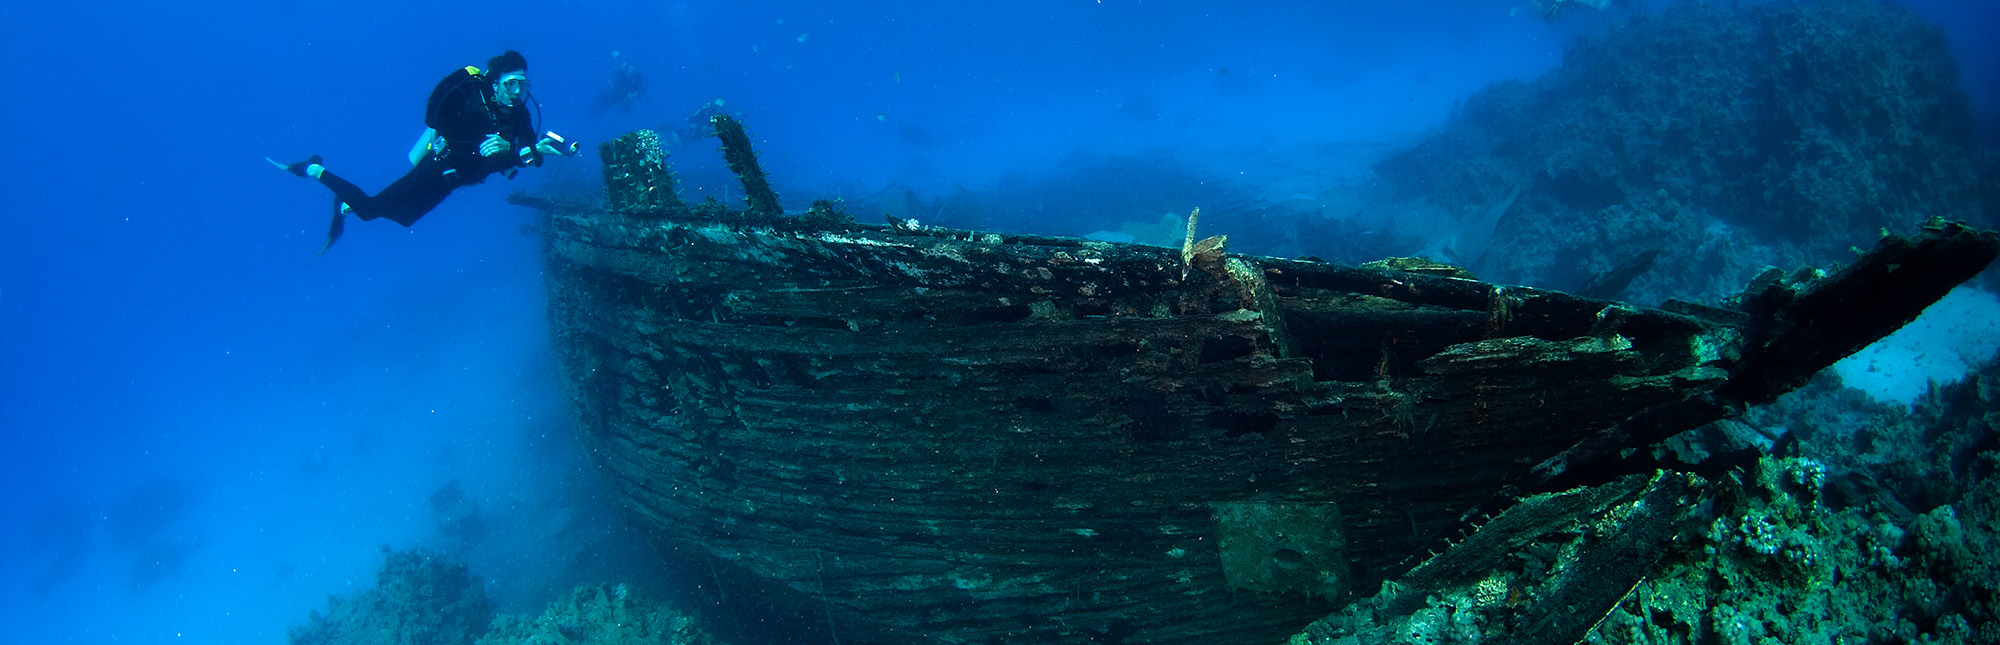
[{"x1": 517, "y1": 120, "x2": 1999, "y2": 644}]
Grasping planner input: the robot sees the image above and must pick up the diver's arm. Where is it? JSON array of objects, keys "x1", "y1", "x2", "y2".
[{"x1": 408, "y1": 128, "x2": 440, "y2": 166}]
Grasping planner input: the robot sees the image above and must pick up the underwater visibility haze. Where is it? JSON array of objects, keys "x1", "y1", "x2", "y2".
[{"x1": 4, "y1": 0, "x2": 2000, "y2": 643}]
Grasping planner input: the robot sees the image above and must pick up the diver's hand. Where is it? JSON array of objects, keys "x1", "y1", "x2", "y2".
[
  {"x1": 479, "y1": 133, "x2": 508, "y2": 157},
  {"x1": 535, "y1": 132, "x2": 577, "y2": 157}
]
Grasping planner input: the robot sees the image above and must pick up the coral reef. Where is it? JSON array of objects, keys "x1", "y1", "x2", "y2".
[
  {"x1": 1582, "y1": 362, "x2": 2000, "y2": 644},
  {"x1": 288, "y1": 548, "x2": 494, "y2": 645},
  {"x1": 289, "y1": 549, "x2": 722, "y2": 645},
  {"x1": 1374, "y1": 0, "x2": 1996, "y2": 304},
  {"x1": 477, "y1": 584, "x2": 720, "y2": 645}
]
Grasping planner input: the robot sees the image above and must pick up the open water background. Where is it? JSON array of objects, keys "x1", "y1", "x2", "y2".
[{"x1": 2, "y1": 1, "x2": 1997, "y2": 641}]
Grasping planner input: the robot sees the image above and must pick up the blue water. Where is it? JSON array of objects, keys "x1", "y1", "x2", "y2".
[{"x1": 2, "y1": 1, "x2": 1996, "y2": 642}]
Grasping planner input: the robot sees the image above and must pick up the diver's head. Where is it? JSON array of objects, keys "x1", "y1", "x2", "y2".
[
  {"x1": 487, "y1": 50, "x2": 530, "y2": 107},
  {"x1": 493, "y1": 71, "x2": 529, "y2": 107}
]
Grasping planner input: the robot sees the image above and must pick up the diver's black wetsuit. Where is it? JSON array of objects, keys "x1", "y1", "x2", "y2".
[{"x1": 315, "y1": 68, "x2": 543, "y2": 227}]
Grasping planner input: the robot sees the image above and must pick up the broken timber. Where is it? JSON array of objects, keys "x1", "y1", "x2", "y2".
[{"x1": 522, "y1": 126, "x2": 2000, "y2": 644}]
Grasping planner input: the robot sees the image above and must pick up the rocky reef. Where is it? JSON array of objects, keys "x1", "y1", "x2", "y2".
[
  {"x1": 1590, "y1": 360, "x2": 2000, "y2": 643},
  {"x1": 477, "y1": 583, "x2": 720, "y2": 645},
  {"x1": 288, "y1": 548, "x2": 495, "y2": 645},
  {"x1": 1375, "y1": 0, "x2": 1997, "y2": 303},
  {"x1": 289, "y1": 549, "x2": 720, "y2": 645}
]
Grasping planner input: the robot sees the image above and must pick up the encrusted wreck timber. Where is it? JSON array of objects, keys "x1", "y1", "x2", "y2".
[
  {"x1": 533, "y1": 128, "x2": 1999, "y2": 645},
  {"x1": 710, "y1": 114, "x2": 781, "y2": 217},
  {"x1": 599, "y1": 129, "x2": 683, "y2": 216},
  {"x1": 1517, "y1": 219, "x2": 2000, "y2": 499},
  {"x1": 1294, "y1": 471, "x2": 1709, "y2": 645}
]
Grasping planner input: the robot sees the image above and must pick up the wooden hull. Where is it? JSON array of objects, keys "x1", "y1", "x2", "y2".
[
  {"x1": 531, "y1": 129, "x2": 1997, "y2": 644},
  {"x1": 542, "y1": 214, "x2": 1747, "y2": 643}
]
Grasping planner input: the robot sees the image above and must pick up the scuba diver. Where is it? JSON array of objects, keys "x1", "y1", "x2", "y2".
[
  {"x1": 269, "y1": 50, "x2": 577, "y2": 257},
  {"x1": 592, "y1": 61, "x2": 647, "y2": 115}
]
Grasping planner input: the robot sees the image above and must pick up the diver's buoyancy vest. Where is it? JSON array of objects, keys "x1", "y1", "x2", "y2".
[{"x1": 424, "y1": 66, "x2": 486, "y2": 136}]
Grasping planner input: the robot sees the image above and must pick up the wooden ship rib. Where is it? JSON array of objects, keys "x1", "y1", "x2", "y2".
[{"x1": 520, "y1": 122, "x2": 1999, "y2": 644}]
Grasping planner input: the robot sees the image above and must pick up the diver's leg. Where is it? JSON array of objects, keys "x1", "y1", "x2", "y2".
[
  {"x1": 288, "y1": 167, "x2": 375, "y2": 258},
  {"x1": 366, "y1": 163, "x2": 458, "y2": 227},
  {"x1": 313, "y1": 170, "x2": 377, "y2": 219}
]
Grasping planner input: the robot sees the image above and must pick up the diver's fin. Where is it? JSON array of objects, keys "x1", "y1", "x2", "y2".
[
  {"x1": 310, "y1": 199, "x2": 347, "y2": 262},
  {"x1": 268, "y1": 155, "x2": 323, "y2": 178}
]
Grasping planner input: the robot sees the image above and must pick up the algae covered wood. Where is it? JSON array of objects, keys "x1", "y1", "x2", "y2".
[{"x1": 528, "y1": 128, "x2": 1998, "y2": 644}]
